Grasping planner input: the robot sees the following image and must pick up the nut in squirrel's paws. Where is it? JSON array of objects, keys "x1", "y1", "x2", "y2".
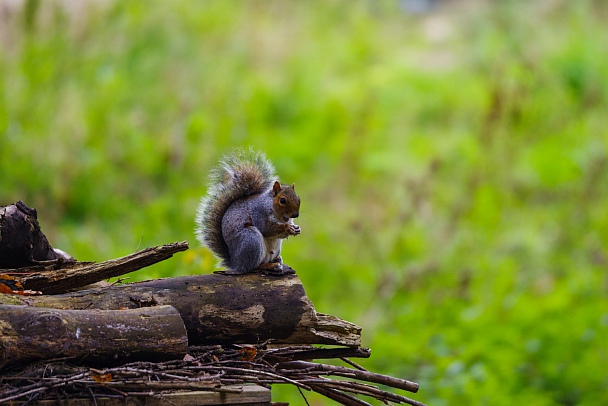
[{"x1": 289, "y1": 224, "x2": 301, "y2": 236}]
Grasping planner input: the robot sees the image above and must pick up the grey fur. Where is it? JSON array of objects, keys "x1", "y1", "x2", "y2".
[{"x1": 195, "y1": 148, "x2": 277, "y2": 270}]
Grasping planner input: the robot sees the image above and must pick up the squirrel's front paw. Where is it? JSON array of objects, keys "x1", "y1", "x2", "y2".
[{"x1": 289, "y1": 224, "x2": 301, "y2": 236}]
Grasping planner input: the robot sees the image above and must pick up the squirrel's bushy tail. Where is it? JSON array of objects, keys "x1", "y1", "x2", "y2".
[{"x1": 195, "y1": 148, "x2": 276, "y2": 266}]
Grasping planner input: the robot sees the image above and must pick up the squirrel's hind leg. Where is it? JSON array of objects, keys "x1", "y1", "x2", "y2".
[{"x1": 224, "y1": 225, "x2": 266, "y2": 274}]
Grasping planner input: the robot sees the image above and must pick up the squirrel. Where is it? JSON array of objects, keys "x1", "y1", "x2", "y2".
[{"x1": 195, "y1": 149, "x2": 301, "y2": 275}]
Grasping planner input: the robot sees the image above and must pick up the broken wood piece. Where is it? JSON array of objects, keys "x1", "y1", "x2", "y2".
[
  {"x1": 12, "y1": 241, "x2": 189, "y2": 294},
  {"x1": 264, "y1": 346, "x2": 371, "y2": 363},
  {"x1": 0, "y1": 305, "x2": 188, "y2": 370},
  {"x1": 0, "y1": 274, "x2": 361, "y2": 347},
  {"x1": 0, "y1": 201, "x2": 67, "y2": 269}
]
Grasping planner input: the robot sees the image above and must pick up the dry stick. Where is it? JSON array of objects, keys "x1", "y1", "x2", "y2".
[
  {"x1": 266, "y1": 347, "x2": 371, "y2": 362},
  {"x1": 262, "y1": 378, "x2": 402, "y2": 404},
  {"x1": 0, "y1": 380, "x2": 46, "y2": 398},
  {"x1": 18, "y1": 241, "x2": 189, "y2": 294},
  {"x1": 87, "y1": 387, "x2": 98, "y2": 406},
  {"x1": 301, "y1": 379, "x2": 425, "y2": 406},
  {"x1": 219, "y1": 371, "x2": 386, "y2": 403},
  {"x1": 297, "y1": 386, "x2": 312, "y2": 406},
  {"x1": 203, "y1": 365, "x2": 312, "y2": 391},
  {"x1": 105, "y1": 367, "x2": 220, "y2": 382},
  {"x1": 1, "y1": 376, "x2": 83, "y2": 403},
  {"x1": 0, "y1": 372, "x2": 89, "y2": 400},
  {"x1": 0, "y1": 387, "x2": 50, "y2": 403},
  {"x1": 278, "y1": 361, "x2": 419, "y2": 393},
  {"x1": 340, "y1": 357, "x2": 368, "y2": 371},
  {"x1": 250, "y1": 373, "x2": 414, "y2": 406},
  {"x1": 309, "y1": 384, "x2": 372, "y2": 406},
  {"x1": 83, "y1": 394, "x2": 126, "y2": 399},
  {"x1": 301, "y1": 379, "x2": 400, "y2": 399},
  {"x1": 98, "y1": 385, "x2": 129, "y2": 397},
  {"x1": 203, "y1": 359, "x2": 416, "y2": 404},
  {"x1": 157, "y1": 392, "x2": 179, "y2": 406}
]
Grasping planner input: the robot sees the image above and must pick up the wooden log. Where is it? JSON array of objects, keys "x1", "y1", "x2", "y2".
[
  {"x1": 0, "y1": 274, "x2": 361, "y2": 347},
  {"x1": 14, "y1": 241, "x2": 189, "y2": 294},
  {"x1": 0, "y1": 305, "x2": 188, "y2": 369}
]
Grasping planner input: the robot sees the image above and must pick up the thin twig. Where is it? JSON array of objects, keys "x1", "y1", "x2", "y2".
[
  {"x1": 297, "y1": 386, "x2": 311, "y2": 406},
  {"x1": 278, "y1": 360, "x2": 419, "y2": 393},
  {"x1": 310, "y1": 384, "x2": 372, "y2": 406},
  {"x1": 340, "y1": 357, "x2": 368, "y2": 371},
  {"x1": 87, "y1": 387, "x2": 98, "y2": 406}
]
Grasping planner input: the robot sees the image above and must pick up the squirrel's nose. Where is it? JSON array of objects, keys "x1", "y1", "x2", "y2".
[{"x1": 292, "y1": 212, "x2": 299, "y2": 218}]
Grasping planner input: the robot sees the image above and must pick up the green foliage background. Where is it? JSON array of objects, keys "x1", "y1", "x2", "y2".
[{"x1": 1, "y1": 1, "x2": 607, "y2": 404}]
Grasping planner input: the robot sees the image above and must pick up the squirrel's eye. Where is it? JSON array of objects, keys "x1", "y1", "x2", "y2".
[{"x1": 279, "y1": 197, "x2": 287, "y2": 205}]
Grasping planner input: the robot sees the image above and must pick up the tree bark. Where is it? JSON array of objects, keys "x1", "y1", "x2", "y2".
[
  {"x1": 0, "y1": 274, "x2": 361, "y2": 347},
  {"x1": 0, "y1": 305, "x2": 188, "y2": 369}
]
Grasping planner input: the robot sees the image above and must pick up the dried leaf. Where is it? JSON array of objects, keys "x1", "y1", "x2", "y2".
[
  {"x1": 91, "y1": 372, "x2": 113, "y2": 383},
  {"x1": 0, "y1": 274, "x2": 24, "y2": 288},
  {"x1": 0, "y1": 274, "x2": 39, "y2": 295},
  {"x1": 0, "y1": 283, "x2": 15, "y2": 294},
  {"x1": 238, "y1": 346, "x2": 257, "y2": 362}
]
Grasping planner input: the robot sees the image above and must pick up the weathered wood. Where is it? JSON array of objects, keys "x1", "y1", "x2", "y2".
[
  {"x1": 0, "y1": 201, "x2": 66, "y2": 268},
  {"x1": 9, "y1": 241, "x2": 190, "y2": 294},
  {"x1": 19, "y1": 386, "x2": 271, "y2": 406},
  {"x1": 265, "y1": 346, "x2": 371, "y2": 363},
  {"x1": 0, "y1": 274, "x2": 361, "y2": 347},
  {"x1": 0, "y1": 305, "x2": 188, "y2": 369}
]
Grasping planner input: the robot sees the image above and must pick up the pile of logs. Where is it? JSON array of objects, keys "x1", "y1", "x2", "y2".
[{"x1": 0, "y1": 202, "x2": 424, "y2": 405}]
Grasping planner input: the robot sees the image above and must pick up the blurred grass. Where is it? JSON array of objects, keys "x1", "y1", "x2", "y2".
[{"x1": 1, "y1": 0, "x2": 608, "y2": 404}]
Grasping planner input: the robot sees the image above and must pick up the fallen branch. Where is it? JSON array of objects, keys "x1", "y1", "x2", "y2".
[
  {"x1": 277, "y1": 360, "x2": 419, "y2": 393},
  {"x1": 13, "y1": 241, "x2": 189, "y2": 294},
  {"x1": 264, "y1": 346, "x2": 371, "y2": 362}
]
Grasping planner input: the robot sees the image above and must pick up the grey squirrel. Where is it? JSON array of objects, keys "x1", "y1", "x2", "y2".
[{"x1": 195, "y1": 149, "x2": 301, "y2": 275}]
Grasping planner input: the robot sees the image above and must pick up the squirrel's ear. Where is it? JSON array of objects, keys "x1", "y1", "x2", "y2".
[
  {"x1": 291, "y1": 183, "x2": 296, "y2": 191},
  {"x1": 272, "y1": 181, "x2": 281, "y2": 196}
]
